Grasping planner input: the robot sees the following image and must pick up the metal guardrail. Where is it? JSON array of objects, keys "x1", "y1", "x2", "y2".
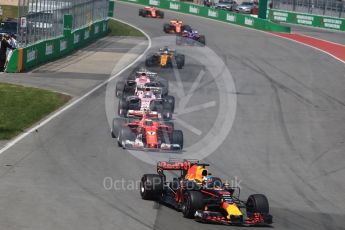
[
  {"x1": 272, "y1": 0, "x2": 345, "y2": 18},
  {"x1": 17, "y1": 0, "x2": 109, "y2": 47}
]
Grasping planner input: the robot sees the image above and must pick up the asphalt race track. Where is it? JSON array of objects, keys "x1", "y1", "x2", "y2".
[{"x1": 1, "y1": 2, "x2": 345, "y2": 230}]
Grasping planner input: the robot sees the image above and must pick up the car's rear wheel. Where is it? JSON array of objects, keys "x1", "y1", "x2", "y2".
[
  {"x1": 115, "y1": 82, "x2": 124, "y2": 98},
  {"x1": 118, "y1": 127, "x2": 135, "y2": 147},
  {"x1": 140, "y1": 174, "x2": 164, "y2": 200},
  {"x1": 157, "y1": 10, "x2": 164, "y2": 18},
  {"x1": 118, "y1": 98, "x2": 128, "y2": 117},
  {"x1": 182, "y1": 191, "x2": 204, "y2": 218},
  {"x1": 246, "y1": 194, "x2": 269, "y2": 214},
  {"x1": 112, "y1": 118, "x2": 124, "y2": 138},
  {"x1": 163, "y1": 23, "x2": 171, "y2": 33},
  {"x1": 175, "y1": 54, "x2": 184, "y2": 69},
  {"x1": 197, "y1": 35, "x2": 206, "y2": 46}
]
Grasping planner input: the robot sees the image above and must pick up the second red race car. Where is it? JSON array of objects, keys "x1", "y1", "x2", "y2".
[
  {"x1": 111, "y1": 113, "x2": 183, "y2": 152},
  {"x1": 139, "y1": 7, "x2": 164, "y2": 18},
  {"x1": 140, "y1": 159, "x2": 273, "y2": 226}
]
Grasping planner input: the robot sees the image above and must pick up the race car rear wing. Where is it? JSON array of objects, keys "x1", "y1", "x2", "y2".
[{"x1": 156, "y1": 159, "x2": 210, "y2": 172}]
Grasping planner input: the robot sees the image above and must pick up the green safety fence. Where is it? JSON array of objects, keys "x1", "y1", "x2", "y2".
[
  {"x1": 6, "y1": 17, "x2": 110, "y2": 73},
  {"x1": 120, "y1": 0, "x2": 290, "y2": 32},
  {"x1": 268, "y1": 9, "x2": 345, "y2": 32}
]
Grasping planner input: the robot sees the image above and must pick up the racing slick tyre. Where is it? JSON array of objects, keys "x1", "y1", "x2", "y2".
[
  {"x1": 111, "y1": 118, "x2": 124, "y2": 138},
  {"x1": 246, "y1": 194, "x2": 269, "y2": 214},
  {"x1": 115, "y1": 82, "x2": 124, "y2": 98},
  {"x1": 160, "y1": 79, "x2": 169, "y2": 96},
  {"x1": 182, "y1": 191, "x2": 204, "y2": 218},
  {"x1": 165, "y1": 95, "x2": 175, "y2": 112},
  {"x1": 140, "y1": 174, "x2": 164, "y2": 200},
  {"x1": 197, "y1": 35, "x2": 206, "y2": 46},
  {"x1": 139, "y1": 9, "x2": 144, "y2": 16},
  {"x1": 118, "y1": 98, "x2": 128, "y2": 117},
  {"x1": 175, "y1": 54, "x2": 185, "y2": 69},
  {"x1": 163, "y1": 103, "x2": 174, "y2": 120},
  {"x1": 170, "y1": 130, "x2": 183, "y2": 149},
  {"x1": 163, "y1": 23, "x2": 171, "y2": 33},
  {"x1": 118, "y1": 127, "x2": 135, "y2": 147},
  {"x1": 157, "y1": 10, "x2": 164, "y2": 18}
]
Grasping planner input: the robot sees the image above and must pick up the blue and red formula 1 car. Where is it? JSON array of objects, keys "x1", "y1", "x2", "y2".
[{"x1": 176, "y1": 28, "x2": 206, "y2": 46}]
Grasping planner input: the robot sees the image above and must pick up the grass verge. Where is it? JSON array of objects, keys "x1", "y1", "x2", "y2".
[
  {"x1": 0, "y1": 83, "x2": 71, "y2": 140},
  {"x1": 108, "y1": 19, "x2": 144, "y2": 36}
]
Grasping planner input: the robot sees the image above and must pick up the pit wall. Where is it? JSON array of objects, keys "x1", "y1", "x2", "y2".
[
  {"x1": 268, "y1": 9, "x2": 345, "y2": 32},
  {"x1": 6, "y1": 17, "x2": 109, "y2": 73},
  {"x1": 120, "y1": 0, "x2": 291, "y2": 33}
]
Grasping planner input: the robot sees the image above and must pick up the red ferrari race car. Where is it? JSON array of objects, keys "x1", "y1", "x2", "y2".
[
  {"x1": 140, "y1": 159, "x2": 273, "y2": 226},
  {"x1": 163, "y1": 19, "x2": 191, "y2": 34},
  {"x1": 139, "y1": 7, "x2": 164, "y2": 18},
  {"x1": 111, "y1": 114, "x2": 183, "y2": 152}
]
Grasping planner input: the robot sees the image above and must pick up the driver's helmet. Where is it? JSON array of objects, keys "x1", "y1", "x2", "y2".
[
  {"x1": 163, "y1": 50, "x2": 169, "y2": 55},
  {"x1": 144, "y1": 119, "x2": 153, "y2": 126},
  {"x1": 193, "y1": 30, "x2": 198, "y2": 35},
  {"x1": 163, "y1": 46, "x2": 169, "y2": 52},
  {"x1": 144, "y1": 90, "x2": 152, "y2": 98}
]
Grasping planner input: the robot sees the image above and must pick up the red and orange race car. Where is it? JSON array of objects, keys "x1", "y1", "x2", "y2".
[
  {"x1": 139, "y1": 7, "x2": 164, "y2": 18},
  {"x1": 111, "y1": 114, "x2": 183, "y2": 151},
  {"x1": 163, "y1": 19, "x2": 191, "y2": 33},
  {"x1": 140, "y1": 159, "x2": 273, "y2": 226}
]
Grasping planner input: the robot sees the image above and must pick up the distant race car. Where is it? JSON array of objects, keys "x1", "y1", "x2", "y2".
[
  {"x1": 163, "y1": 19, "x2": 191, "y2": 34},
  {"x1": 115, "y1": 69, "x2": 169, "y2": 98},
  {"x1": 176, "y1": 29, "x2": 206, "y2": 46},
  {"x1": 146, "y1": 46, "x2": 185, "y2": 69},
  {"x1": 140, "y1": 159, "x2": 273, "y2": 226},
  {"x1": 118, "y1": 85, "x2": 175, "y2": 120},
  {"x1": 139, "y1": 6, "x2": 164, "y2": 18},
  {"x1": 111, "y1": 114, "x2": 183, "y2": 151}
]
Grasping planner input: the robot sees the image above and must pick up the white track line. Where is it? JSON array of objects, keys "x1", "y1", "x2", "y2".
[
  {"x1": 120, "y1": 1, "x2": 345, "y2": 65},
  {"x1": 0, "y1": 18, "x2": 152, "y2": 155}
]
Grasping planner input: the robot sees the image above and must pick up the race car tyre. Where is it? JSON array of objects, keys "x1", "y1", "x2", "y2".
[
  {"x1": 163, "y1": 23, "x2": 171, "y2": 33},
  {"x1": 139, "y1": 9, "x2": 144, "y2": 16},
  {"x1": 115, "y1": 82, "x2": 124, "y2": 98},
  {"x1": 170, "y1": 130, "x2": 183, "y2": 149},
  {"x1": 157, "y1": 10, "x2": 164, "y2": 18},
  {"x1": 165, "y1": 95, "x2": 175, "y2": 112},
  {"x1": 118, "y1": 98, "x2": 128, "y2": 117},
  {"x1": 160, "y1": 79, "x2": 169, "y2": 96},
  {"x1": 246, "y1": 194, "x2": 269, "y2": 214},
  {"x1": 198, "y1": 35, "x2": 206, "y2": 46},
  {"x1": 182, "y1": 191, "x2": 204, "y2": 218},
  {"x1": 140, "y1": 174, "x2": 164, "y2": 200},
  {"x1": 163, "y1": 103, "x2": 174, "y2": 120},
  {"x1": 127, "y1": 98, "x2": 141, "y2": 111},
  {"x1": 118, "y1": 127, "x2": 135, "y2": 147},
  {"x1": 181, "y1": 25, "x2": 192, "y2": 32},
  {"x1": 175, "y1": 55, "x2": 184, "y2": 69},
  {"x1": 112, "y1": 118, "x2": 124, "y2": 138}
]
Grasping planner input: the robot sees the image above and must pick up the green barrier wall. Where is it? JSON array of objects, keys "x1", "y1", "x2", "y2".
[
  {"x1": 6, "y1": 19, "x2": 109, "y2": 73},
  {"x1": 120, "y1": 0, "x2": 290, "y2": 32},
  {"x1": 268, "y1": 9, "x2": 345, "y2": 32}
]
